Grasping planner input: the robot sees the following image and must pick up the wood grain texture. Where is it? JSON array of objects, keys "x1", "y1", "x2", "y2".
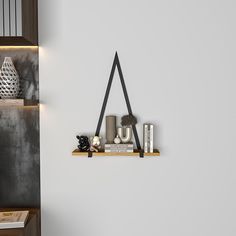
[
  {"x1": 72, "y1": 149, "x2": 160, "y2": 157},
  {"x1": 0, "y1": 99, "x2": 24, "y2": 106},
  {"x1": 0, "y1": 37, "x2": 36, "y2": 46},
  {"x1": 22, "y1": 0, "x2": 38, "y2": 45},
  {"x1": 0, "y1": 99, "x2": 38, "y2": 106}
]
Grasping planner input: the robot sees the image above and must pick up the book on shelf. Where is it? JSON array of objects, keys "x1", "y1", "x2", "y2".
[
  {"x1": 105, "y1": 149, "x2": 134, "y2": 153},
  {"x1": 105, "y1": 144, "x2": 133, "y2": 148},
  {"x1": 0, "y1": 211, "x2": 29, "y2": 229},
  {"x1": 105, "y1": 143, "x2": 134, "y2": 153}
]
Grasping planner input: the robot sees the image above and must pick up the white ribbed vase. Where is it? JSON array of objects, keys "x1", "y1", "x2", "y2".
[{"x1": 0, "y1": 57, "x2": 20, "y2": 98}]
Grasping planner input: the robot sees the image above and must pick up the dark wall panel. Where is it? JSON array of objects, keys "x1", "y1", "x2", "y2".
[{"x1": 0, "y1": 48, "x2": 39, "y2": 208}]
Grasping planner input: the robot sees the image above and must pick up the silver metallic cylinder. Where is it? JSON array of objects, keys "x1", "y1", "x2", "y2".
[
  {"x1": 106, "y1": 115, "x2": 116, "y2": 144},
  {"x1": 117, "y1": 127, "x2": 132, "y2": 143},
  {"x1": 143, "y1": 124, "x2": 154, "y2": 153}
]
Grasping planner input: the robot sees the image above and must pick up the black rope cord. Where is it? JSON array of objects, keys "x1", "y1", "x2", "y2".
[{"x1": 94, "y1": 52, "x2": 143, "y2": 157}]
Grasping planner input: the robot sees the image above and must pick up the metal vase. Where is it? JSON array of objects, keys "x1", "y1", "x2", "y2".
[{"x1": 117, "y1": 127, "x2": 132, "y2": 143}]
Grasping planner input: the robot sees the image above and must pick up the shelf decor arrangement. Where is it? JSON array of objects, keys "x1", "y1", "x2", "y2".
[
  {"x1": 0, "y1": 57, "x2": 38, "y2": 107},
  {"x1": 0, "y1": 57, "x2": 20, "y2": 98},
  {"x1": 73, "y1": 52, "x2": 160, "y2": 158}
]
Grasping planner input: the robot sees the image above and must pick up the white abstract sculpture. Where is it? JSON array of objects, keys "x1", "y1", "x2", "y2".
[
  {"x1": 114, "y1": 135, "x2": 121, "y2": 144},
  {"x1": 117, "y1": 127, "x2": 132, "y2": 143},
  {"x1": 90, "y1": 136, "x2": 102, "y2": 152}
]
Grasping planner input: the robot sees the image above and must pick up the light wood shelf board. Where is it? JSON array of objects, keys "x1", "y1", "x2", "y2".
[
  {"x1": 72, "y1": 149, "x2": 160, "y2": 157},
  {"x1": 0, "y1": 99, "x2": 38, "y2": 107}
]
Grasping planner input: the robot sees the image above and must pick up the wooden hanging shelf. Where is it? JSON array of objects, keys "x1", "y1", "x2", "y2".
[
  {"x1": 72, "y1": 149, "x2": 160, "y2": 157},
  {"x1": 0, "y1": 99, "x2": 38, "y2": 107},
  {"x1": 72, "y1": 53, "x2": 160, "y2": 159}
]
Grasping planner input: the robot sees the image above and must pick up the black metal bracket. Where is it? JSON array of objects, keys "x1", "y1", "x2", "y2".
[
  {"x1": 88, "y1": 151, "x2": 93, "y2": 158},
  {"x1": 95, "y1": 52, "x2": 142, "y2": 152},
  {"x1": 139, "y1": 149, "x2": 144, "y2": 158}
]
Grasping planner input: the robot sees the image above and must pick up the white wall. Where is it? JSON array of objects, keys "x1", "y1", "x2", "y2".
[{"x1": 39, "y1": 0, "x2": 236, "y2": 236}]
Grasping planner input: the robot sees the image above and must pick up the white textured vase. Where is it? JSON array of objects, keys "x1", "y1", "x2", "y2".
[{"x1": 0, "y1": 57, "x2": 20, "y2": 98}]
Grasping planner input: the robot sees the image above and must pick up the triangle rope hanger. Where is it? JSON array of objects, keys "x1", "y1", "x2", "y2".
[{"x1": 93, "y1": 52, "x2": 143, "y2": 157}]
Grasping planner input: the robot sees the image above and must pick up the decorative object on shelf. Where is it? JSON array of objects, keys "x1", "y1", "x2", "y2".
[
  {"x1": 143, "y1": 124, "x2": 154, "y2": 153},
  {"x1": 105, "y1": 143, "x2": 134, "y2": 153},
  {"x1": 0, "y1": 57, "x2": 20, "y2": 99},
  {"x1": 114, "y1": 135, "x2": 121, "y2": 144},
  {"x1": 117, "y1": 127, "x2": 132, "y2": 143},
  {"x1": 121, "y1": 114, "x2": 137, "y2": 126},
  {"x1": 90, "y1": 136, "x2": 102, "y2": 152},
  {"x1": 73, "y1": 149, "x2": 160, "y2": 157},
  {"x1": 106, "y1": 115, "x2": 116, "y2": 144},
  {"x1": 76, "y1": 135, "x2": 90, "y2": 152}
]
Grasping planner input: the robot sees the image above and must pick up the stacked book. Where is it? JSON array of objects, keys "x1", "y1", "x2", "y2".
[
  {"x1": 105, "y1": 144, "x2": 134, "y2": 153},
  {"x1": 0, "y1": 211, "x2": 29, "y2": 229}
]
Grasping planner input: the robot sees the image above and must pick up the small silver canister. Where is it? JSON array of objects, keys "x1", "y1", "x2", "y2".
[{"x1": 143, "y1": 124, "x2": 154, "y2": 153}]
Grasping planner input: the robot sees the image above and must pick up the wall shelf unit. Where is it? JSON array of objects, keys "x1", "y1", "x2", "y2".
[
  {"x1": 73, "y1": 53, "x2": 160, "y2": 158},
  {"x1": 72, "y1": 149, "x2": 160, "y2": 157},
  {"x1": 0, "y1": 99, "x2": 38, "y2": 106}
]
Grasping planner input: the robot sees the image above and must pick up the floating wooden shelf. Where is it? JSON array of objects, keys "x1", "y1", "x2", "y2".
[
  {"x1": 0, "y1": 99, "x2": 38, "y2": 107},
  {"x1": 72, "y1": 54, "x2": 160, "y2": 159},
  {"x1": 72, "y1": 149, "x2": 160, "y2": 157}
]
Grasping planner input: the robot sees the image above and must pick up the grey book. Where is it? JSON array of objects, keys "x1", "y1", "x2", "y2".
[
  {"x1": 105, "y1": 147, "x2": 134, "y2": 150},
  {"x1": 105, "y1": 150, "x2": 134, "y2": 153},
  {"x1": 105, "y1": 148, "x2": 134, "y2": 151},
  {"x1": 105, "y1": 144, "x2": 134, "y2": 153},
  {"x1": 105, "y1": 144, "x2": 133, "y2": 148}
]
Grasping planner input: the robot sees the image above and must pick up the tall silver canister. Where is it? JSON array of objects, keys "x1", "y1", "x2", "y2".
[
  {"x1": 106, "y1": 115, "x2": 117, "y2": 144},
  {"x1": 143, "y1": 124, "x2": 154, "y2": 153}
]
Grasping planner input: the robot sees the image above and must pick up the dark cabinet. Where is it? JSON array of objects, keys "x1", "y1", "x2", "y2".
[{"x1": 0, "y1": 0, "x2": 38, "y2": 46}]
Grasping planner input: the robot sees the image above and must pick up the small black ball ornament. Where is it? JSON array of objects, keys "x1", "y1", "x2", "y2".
[{"x1": 121, "y1": 114, "x2": 137, "y2": 126}]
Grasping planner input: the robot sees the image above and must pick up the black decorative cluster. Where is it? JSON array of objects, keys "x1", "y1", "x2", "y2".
[
  {"x1": 121, "y1": 114, "x2": 137, "y2": 126},
  {"x1": 76, "y1": 135, "x2": 90, "y2": 151}
]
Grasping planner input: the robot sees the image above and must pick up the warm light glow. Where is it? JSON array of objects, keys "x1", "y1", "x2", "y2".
[
  {"x1": 39, "y1": 103, "x2": 44, "y2": 110},
  {"x1": 21, "y1": 105, "x2": 39, "y2": 109}
]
